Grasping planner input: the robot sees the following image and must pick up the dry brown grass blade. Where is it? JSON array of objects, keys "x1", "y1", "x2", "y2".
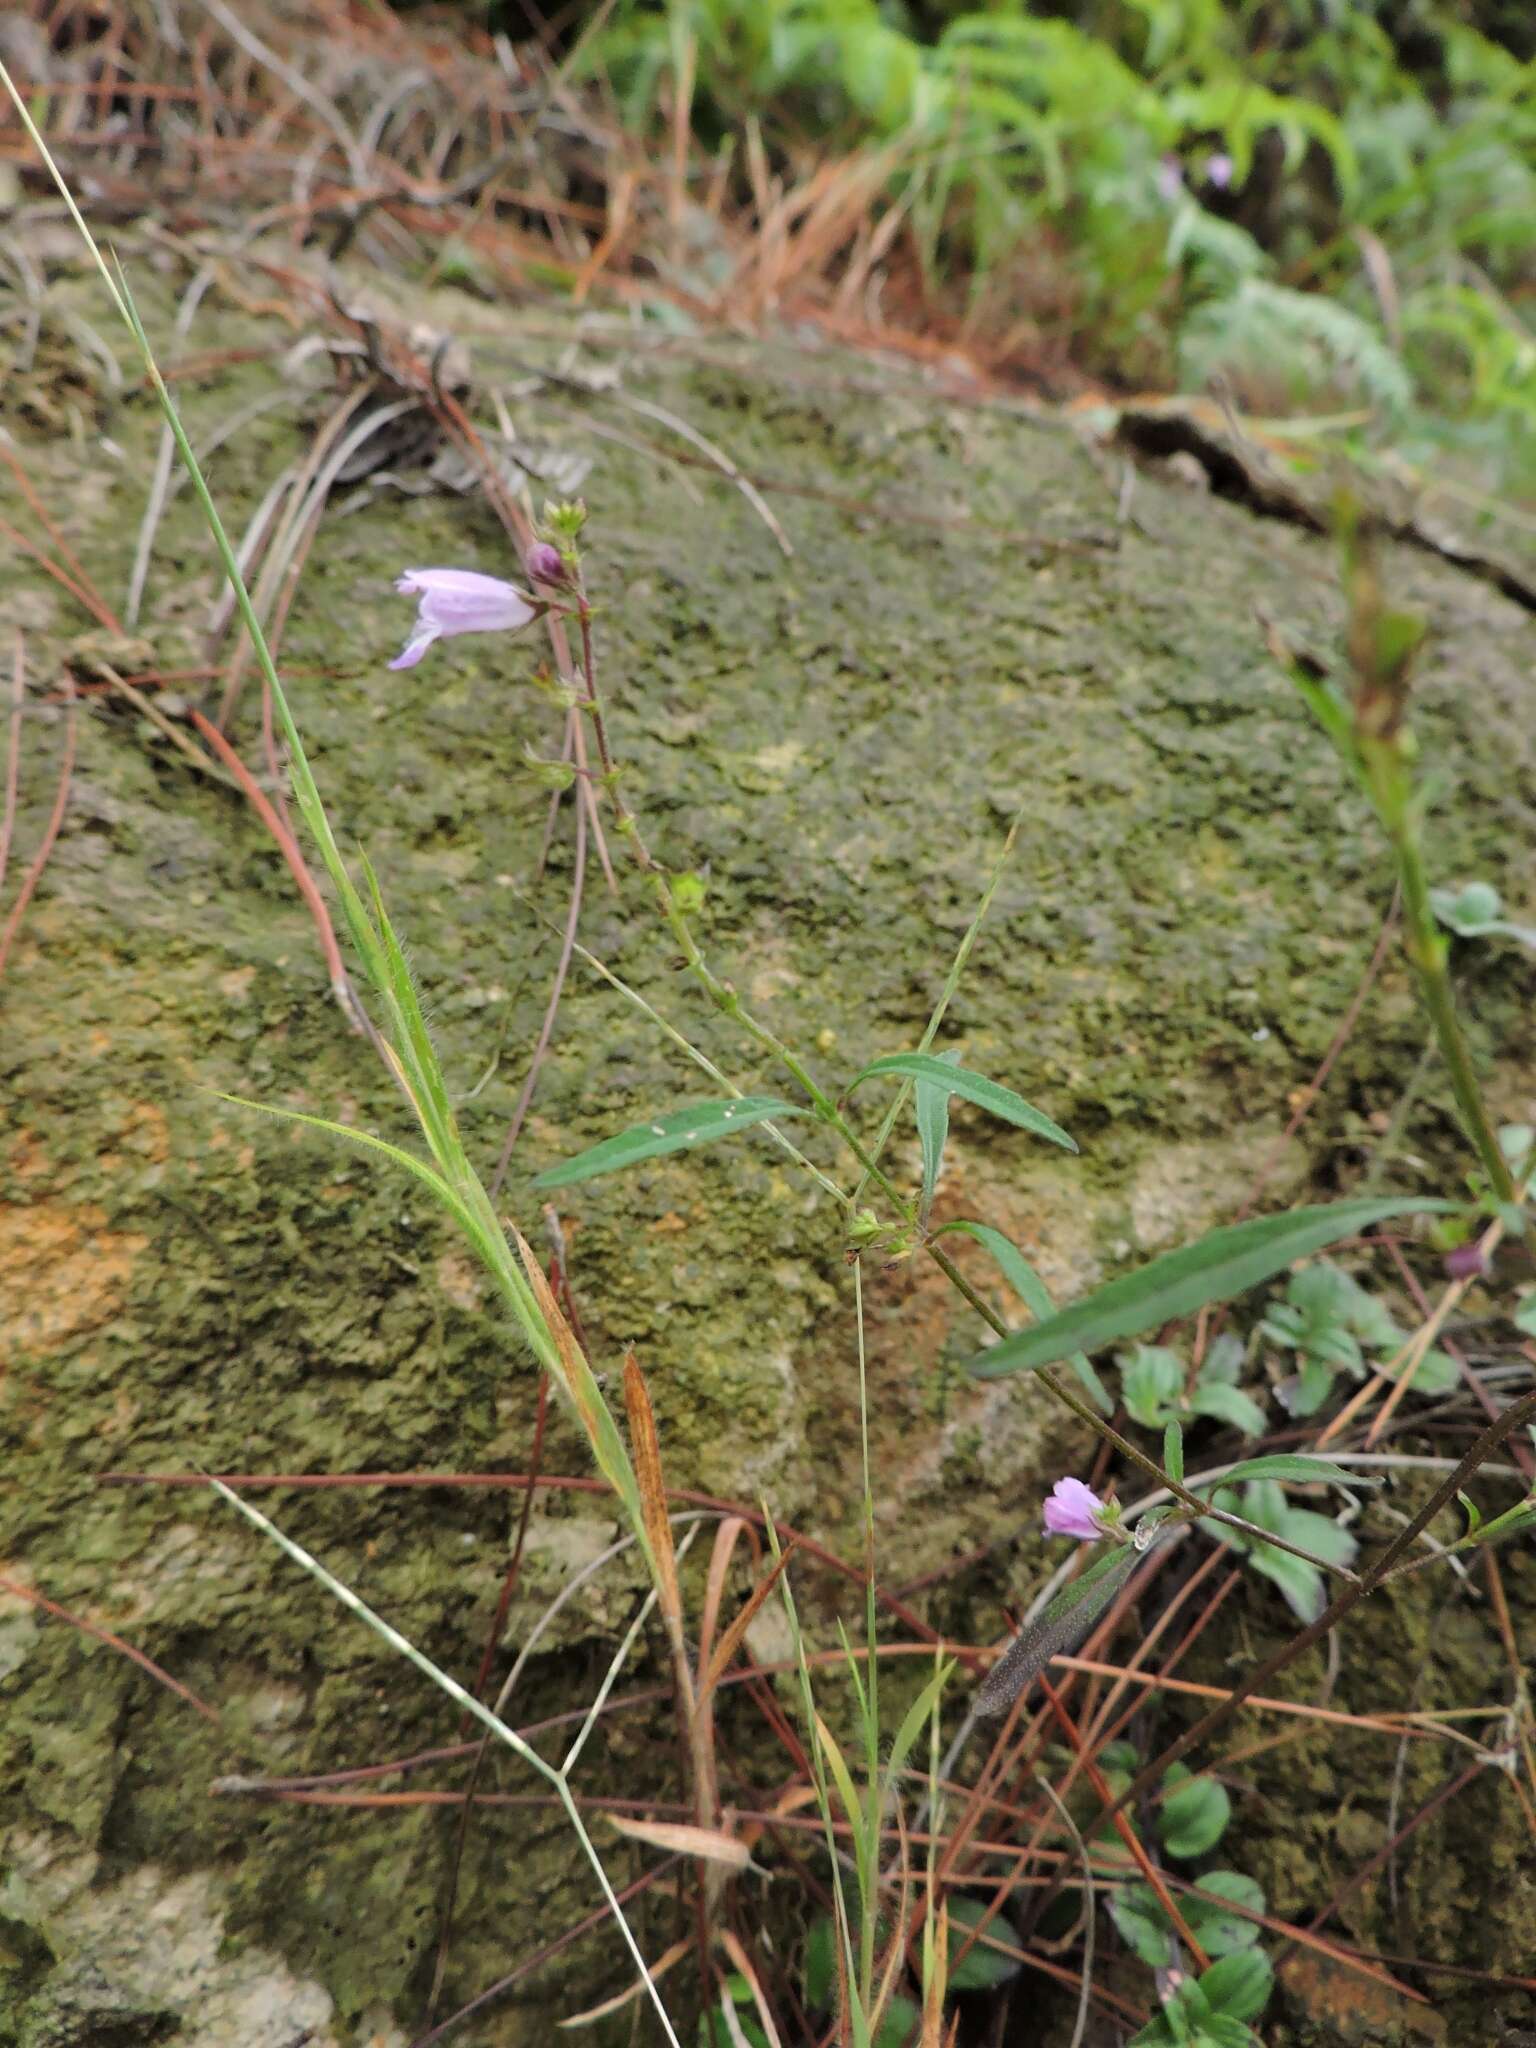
[
  {"x1": 511, "y1": 1226, "x2": 605, "y2": 1446},
  {"x1": 0, "y1": 444, "x2": 124, "y2": 634},
  {"x1": 717, "y1": 1928, "x2": 784, "y2": 2048},
  {"x1": 0, "y1": 633, "x2": 25, "y2": 899},
  {"x1": 697, "y1": 1513, "x2": 754, "y2": 1683},
  {"x1": 606, "y1": 1813, "x2": 750, "y2": 1871},
  {"x1": 556, "y1": 1935, "x2": 693, "y2": 2030},
  {"x1": 0, "y1": 1571, "x2": 221, "y2": 1724},
  {"x1": 188, "y1": 706, "x2": 356, "y2": 1023},
  {"x1": 698, "y1": 1541, "x2": 798, "y2": 1709},
  {"x1": 0, "y1": 667, "x2": 76, "y2": 983},
  {"x1": 573, "y1": 164, "x2": 638, "y2": 304},
  {"x1": 623, "y1": 1350, "x2": 683, "y2": 1639}
]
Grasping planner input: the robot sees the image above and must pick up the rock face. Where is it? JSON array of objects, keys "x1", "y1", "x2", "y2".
[{"x1": 3, "y1": 266, "x2": 1534, "y2": 2043}]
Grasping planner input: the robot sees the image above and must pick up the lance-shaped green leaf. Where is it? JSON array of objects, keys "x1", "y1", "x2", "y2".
[
  {"x1": 933, "y1": 1219, "x2": 1111, "y2": 1413},
  {"x1": 1206, "y1": 1453, "x2": 1377, "y2": 1490},
  {"x1": 966, "y1": 1197, "x2": 1457, "y2": 1378},
  {"x1": 915, "y1": 1046, "x2": 961, "y2": 1219},
  {"x1": 975, "y1": 1544, "x2": 1140, "y2": 1718},
  {"x1": 533, "y1": 1096, "x2": 804, "y2": 1189},
  {"x1": 849, "y1": 1054, "x2": 1076, "y2": 1153}
]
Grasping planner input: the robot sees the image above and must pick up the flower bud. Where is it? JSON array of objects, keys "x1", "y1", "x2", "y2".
[
  {"x1": 1444, "y1": 1242, "x2": 1489, "y2": 1282},
  {"x1": 526, "y1": 542, "x2": 567, "y2": 586}
]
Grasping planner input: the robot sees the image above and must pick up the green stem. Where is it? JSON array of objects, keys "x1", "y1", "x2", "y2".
[
  {"x1": 925, "y1": 1244, "x2": 1358, "y2": 1577},
  {"x1": 1386, "y1": 799, "x2": 1518, "y2": 1205},
  {"x1": 654, "y1": 880, "x2": 907, "y2": 1203}
]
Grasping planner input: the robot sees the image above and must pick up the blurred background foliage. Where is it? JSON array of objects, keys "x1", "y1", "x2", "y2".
[{"x1": 520, "y1": 0, "x2": 1536, "y2": 514}]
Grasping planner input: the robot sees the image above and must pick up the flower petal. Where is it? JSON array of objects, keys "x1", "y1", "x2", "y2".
[
  {"x1": 1042, "y1": 1476, "x2": 1106, "y2": 1542},
  {"x1": 388, "y1": 624, "x2": 439, "y2": 670},
  {"x1": 388, "y1": 567, "x2": 538, "y2": 669}
]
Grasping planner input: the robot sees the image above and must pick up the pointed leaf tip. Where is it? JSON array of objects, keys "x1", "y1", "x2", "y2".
[{"x1": 533, "y1": 1096, "x2": 803, "y2": 1189}]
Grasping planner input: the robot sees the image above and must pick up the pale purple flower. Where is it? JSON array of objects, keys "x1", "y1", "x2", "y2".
[
  {"x1": 1204, "y1": 151, "x2": 1234, "y2": 190},
  {"x1": 1156, "y1": 154, "x2": 1184, "y2": 203},
  {"x1": 388, "y1": 567, "x2": 537, "y2": 671},
  {"x1": 1043, "y1": 1477, "x2": 1106, "y2": 1542},
  {"x1": 1444, "y1": 1242, "x2": 1489, "y2": 1282}
]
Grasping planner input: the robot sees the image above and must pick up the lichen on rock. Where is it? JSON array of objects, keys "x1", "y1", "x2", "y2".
[{"x1": 3, "y1": 260, "x2": 1535, "y2": 2042}]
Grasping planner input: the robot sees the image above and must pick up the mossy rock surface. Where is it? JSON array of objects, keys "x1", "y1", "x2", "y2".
[{"x1": 3, "y1": 262, "x2": 1534, "y2": 2044}]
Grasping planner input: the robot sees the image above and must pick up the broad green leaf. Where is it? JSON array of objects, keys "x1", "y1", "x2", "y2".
[
  {"x1": 1158, "y1": 1769, "x2": 1231, "y2": 1859},
  {"x1": 933, "y1": 1219, "x2": 1111, "y2": 1413},
  {"x1": 1204, "y1": 1479, "x2": 1358, "y2": 1617},
  {"x1": 915, "y1": 1046, "x2": 961, "y2": 1219},
  {"x1": 966, "y1": 1199, "x2": 1456, "y2": 1379},
  {"x1": 533, "y1": 1097, "x2": 802, "y2": 1189},
  {"x1": 1245, "y1": 1535, "x2": 1325, "y2": 1624},
  {"x1": 1107, "y1": 1884, "x2": 1173, "y2": 1969},
  {"x1": 850, "y1": 1054, "x2": 1076, "y2": 1153},
  {"x1": 1121, "y1": 1344, "x2": 1183, "y2": 1427},
  {"x1": 1198, "y1": 1948, "x2": 1274, "y2": 2023},
  {"x1": 1114, "y1": 1884, "x2": 1171, "y2": 1966},
  {"x1": 1184, "y1": 1870, "x2": 1265, "y2": 1955},
  {"x1": 803, "y1": 1913, "x2": 835, "y2": 2008},
  {"x1": 1188, "y1": 1381, "x2": 1268, "y2": 1438},
  {"x1": 1200, "y1": 1332, "x2": 1247, "y2": 1385},
  {"x1": 872, "y1": 1995, "x2": 921, "y2": 2048},
  {"x1": 1204, "y1": 2018, "x2": 1263, "y2": 2048},
  {"x1": 1278, "y1": 1356, "x2": 1336, "y2": 1418},
  {"x1": 702, "y1": 2012, "x2": 769, "y2": 2048},
  {"x1": 1378, "y1": 1345, "x2": 1459, "y2": 1395},
  {"x1": 1277, "y1": 1507, "x2": 1359, "y2": 1570},
  {"x1": 1211, "y1": 1455, "x2": 1375, "y2": 1490},
  {"x1": 944, "y1": 1895, "x2": 1022, "y2": 1990},
  {"x1": 1130, "y1": 1977, "x2": 1213, "y2": 2047}
]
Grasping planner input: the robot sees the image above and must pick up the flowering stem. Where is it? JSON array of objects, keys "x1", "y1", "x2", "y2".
[
  {"x1": 1374, "y1": 767, "x2": 1518, "y2": 1206},
  {"x1": 928, "y1": 1234, "x2": 1356, "y2": 1572},
  {"x1": 563, "y1": 568, "x2": 1343, "y2": 1547},
  {"x1": 559, "y1": 540, "x2": 1328, "y2": 1553},
  {"x1": 1092, "y1": 1389, "x2": 1536, "y2": 1835}
]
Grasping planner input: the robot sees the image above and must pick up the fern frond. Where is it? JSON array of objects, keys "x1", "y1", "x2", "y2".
[{"x1": 1179, "y1": 281, "x2": 1411, "y2": 416}]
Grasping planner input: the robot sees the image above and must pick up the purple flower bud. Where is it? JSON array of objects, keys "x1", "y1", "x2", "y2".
[
  {"x1": 1156, "y1": 154, "x2": 1184, "y2": 203},
  {"x1": 1043, "y1": 1477, "x2": 1107, "y2": 1542},
  {"x1": 526, "y1": 542, "x2": 567, "y2": 586},
  {"x1": 1204, "y1": 151, "x2": 1234, "y2": 190},
  {"x1": 1444, "y1": 1242, "x2": 1489, "y2": 1282},
  {"x1": 388, "y1": 567, "x2": 537, "y2": 671}
]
